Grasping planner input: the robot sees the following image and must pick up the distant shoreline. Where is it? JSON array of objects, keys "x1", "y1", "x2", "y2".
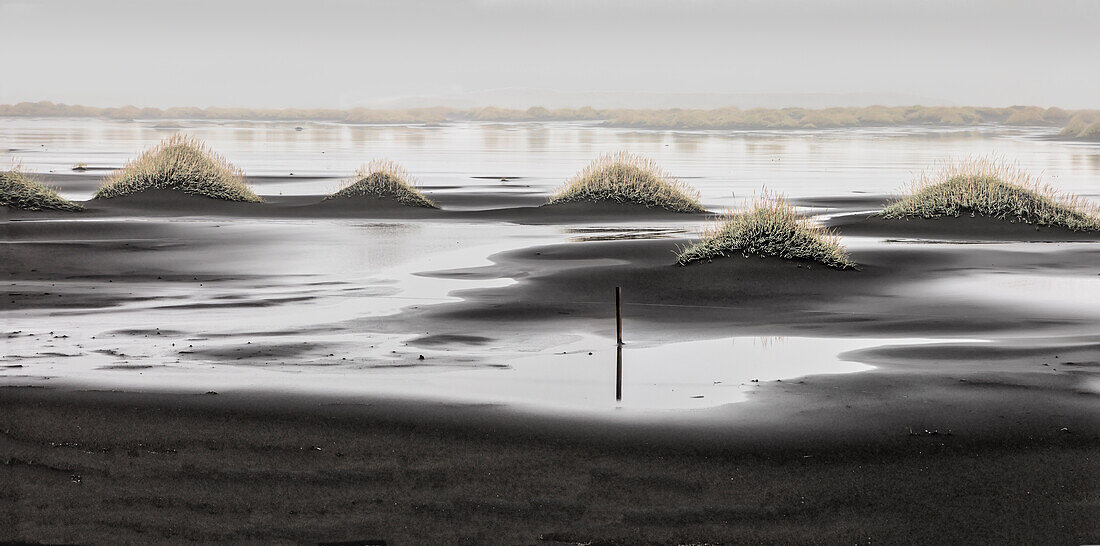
[{"x1": 3, "y1": 101, "x2": 1097, "y2": 135}]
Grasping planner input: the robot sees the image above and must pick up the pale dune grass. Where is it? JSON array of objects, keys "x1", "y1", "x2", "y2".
[
  {"x1": 547, "y1": 151, "x2": 705, "y2": 213},
  {"x1": 881, "y1": 156, "x2": 1100, "y2": 231},
  {"x1": 677, "y1": 192, "x2": 855, "y2": 269},
  {"x1": 0, "y1": 164, "x2": 83, "y2": 212},
  {"x1": 95, "y1": 135, "x2": 261, "y2": 202},
  {"x1": 326, "y1": 159, "x2": 437, "y2": 208}
]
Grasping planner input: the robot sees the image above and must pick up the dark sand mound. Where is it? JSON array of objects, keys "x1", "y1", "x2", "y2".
[
  {"x1": 82, "y1": 189, "x2": 266, "y2": 216},
  {"x1": 830, "y1": 212, "x2": 1100, "y2": 241}
]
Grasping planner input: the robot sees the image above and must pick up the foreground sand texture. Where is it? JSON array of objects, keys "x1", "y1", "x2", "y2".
[{"x1": 2, "y1": 385, "x2": 1097, "y2": 544}]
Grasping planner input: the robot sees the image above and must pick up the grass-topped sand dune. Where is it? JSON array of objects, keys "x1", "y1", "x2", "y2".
[
  {"x1": 95, "y1": 135, "x2": 261, "y2": 202},
  {"x1": 0, "y1": 166, "x2": 83, "y2": 212},
  {"x1": 547, "y1": 151, "x2": 705, "y2": 213},
  {"x1": 678, "y1": 192, "x2": 855, "y2": 269},
  {"x1": 325, "y1": 160, "x2": 438, "y2": 208},
  {"x1": 881, "y1": 157, "x2": 1100, "y2": 232}
]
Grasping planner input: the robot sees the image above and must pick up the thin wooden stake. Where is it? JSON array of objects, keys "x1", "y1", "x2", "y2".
[{"x1": 615, "y1": 286, "x2": 623, "y2": 346}]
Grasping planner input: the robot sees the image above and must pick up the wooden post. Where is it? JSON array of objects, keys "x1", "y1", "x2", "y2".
[
  {"x1": 615, "y1": 286, "x2": 623, "y2": 401},
  {"x1": 615, "y1": 286, "x2": 623, "y2": 346}
]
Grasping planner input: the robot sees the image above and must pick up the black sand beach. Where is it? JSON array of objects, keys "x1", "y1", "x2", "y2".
[
  {"x1": 6, "y1": 0, "x2": 1100, "y2": 541},
  {"x1": 2, "y1": 189, "x2": 1099, "y2": 544}
]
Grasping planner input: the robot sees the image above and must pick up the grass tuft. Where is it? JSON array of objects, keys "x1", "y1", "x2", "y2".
[
  {"x1": 677, "y1": 192, "x2": 855, "y2": 269},
  {"x1": 95, "y1": 135, "x2": 261, "y2": 202},
  {"x1": 0, "y1": 165, "x2": 83, "y2": 212},
  {"x1": 326, "y1": 159, "x2": 437, "y2": 208},
  {"x1": 881, "y1": 156, "x2": 1100, "y2": 232},
  {"x1": 547, "y1": 151, "x2": 705, "y2": 213}
]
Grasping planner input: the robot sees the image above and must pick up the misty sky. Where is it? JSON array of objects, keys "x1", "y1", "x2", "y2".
[{"x1": 2, "y1": 0, "x2": 1097, "y2": 109}]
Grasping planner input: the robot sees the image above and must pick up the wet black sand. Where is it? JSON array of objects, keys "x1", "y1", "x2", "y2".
[
  {"x1": 2, "y1": 189, "x2": 1099, "y2": 544},
  {"x1": 1, "y1": 376, "x2": 1097, "y2": 545}
]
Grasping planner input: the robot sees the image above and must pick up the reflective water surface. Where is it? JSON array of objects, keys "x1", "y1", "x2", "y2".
[
  {"x1": 3, "y1": 119, "x2": 1098, "y2": 413},
  {"x1": 3, "y1": 118, "x2": 1099, "y2": 207}
]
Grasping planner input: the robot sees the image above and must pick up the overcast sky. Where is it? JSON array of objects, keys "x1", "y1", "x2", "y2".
[{"x1": 2, "y1": 0, "x2": 1097, "y2": 109}]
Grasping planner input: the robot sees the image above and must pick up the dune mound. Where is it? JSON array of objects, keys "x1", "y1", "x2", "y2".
[
  {"x1": 881, "y1": 157, "x2": 1100, "y2": 232},
  {"x1": 325, "y1": 160, "x2": 437, "y2": 209},
  {"x1": 1059, "y1": 112, "x2": 1100, "y2": 141},
  {"x1": 547, "y1": 151, "x2": 705, "y2": 213},
  {"x1": 678, "y1": 192, "x2": 855, "y2": 269},
  {"x1": 1, "y1": 167, "x2": 83, "y2": 212},
  {"x1": 95, "y1": 135, "x2": 261, "y2": 202}
]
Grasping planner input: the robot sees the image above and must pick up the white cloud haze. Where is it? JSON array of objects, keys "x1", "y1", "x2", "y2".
[{"x1": 1, "y1": 0, "x2": 1097, "y2": 108}]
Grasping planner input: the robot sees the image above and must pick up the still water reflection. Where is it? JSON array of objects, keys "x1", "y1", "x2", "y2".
[{"x1": 3, "y1": 118, "x2": 1098, "y2": 207}]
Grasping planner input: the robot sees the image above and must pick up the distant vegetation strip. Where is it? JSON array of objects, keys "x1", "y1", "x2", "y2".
[{"x1": 2, "y1": 102, "x2": 1097, "y2": 135}]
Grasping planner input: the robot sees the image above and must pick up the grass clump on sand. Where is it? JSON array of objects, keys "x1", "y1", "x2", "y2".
[
  {"x1": 881, "y1": 157, "x2": 1100, "y2": 232},
  {"x1": 95, "y1": 135, "x2": 261, "y2": 202},
  {"x1": 547, "y1": 151, "x2": 705, "y2": 213},
  {"x1": 677, "y1": 192, "x2": 855, "y2": 269},
  {"x1": 325, "y1": 159, "x2": 437, "y2": 208},
  {"x1": 0, "y1": 166, "x2": 83, "y2": 211}
]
